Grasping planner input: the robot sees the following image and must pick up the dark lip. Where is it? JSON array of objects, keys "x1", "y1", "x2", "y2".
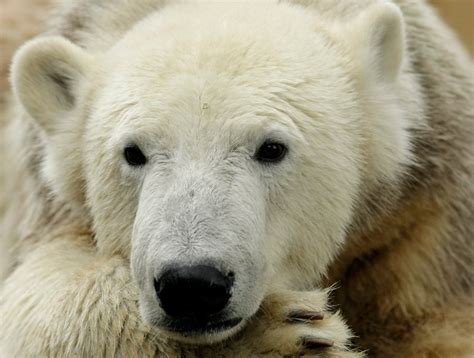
[{"x1": 161, "y1": 316, "x2": 243, "y2": 336}]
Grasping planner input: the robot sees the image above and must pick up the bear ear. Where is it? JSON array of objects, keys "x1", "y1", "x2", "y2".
[
  {"x1": 344, "y1": 2, "x2": 405, "y2": 84},
  {"x1": 11, "y1": 36, "x2": 91, "y2": 133}
]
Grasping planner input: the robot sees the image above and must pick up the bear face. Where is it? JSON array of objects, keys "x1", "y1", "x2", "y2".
[{"x1": 11, "y1": 1, "x2": 411, "y2": 344}]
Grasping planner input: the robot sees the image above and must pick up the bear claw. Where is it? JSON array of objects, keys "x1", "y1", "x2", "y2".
[
  {"x1": 288, "y1": 311, "x2": 325, "y2": 322},
  {"x1": 300, "y1": 336, "x2": 335, "y2": 349}
]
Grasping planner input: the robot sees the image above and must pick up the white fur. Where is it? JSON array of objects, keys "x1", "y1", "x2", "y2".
[{"x1": 4, "y1": 0, "x2": 418, "y2": 350}]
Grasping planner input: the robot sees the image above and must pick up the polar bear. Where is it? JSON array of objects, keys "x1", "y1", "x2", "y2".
[{"x1": 1, "y1": 0, "x2": 472, "y2": 357}]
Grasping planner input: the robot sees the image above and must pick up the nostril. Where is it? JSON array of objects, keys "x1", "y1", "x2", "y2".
[{"x1": 155, "y1": 265, "x2": 233, "y2": 318}]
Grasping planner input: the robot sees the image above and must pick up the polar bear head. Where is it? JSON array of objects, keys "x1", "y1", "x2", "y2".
[{"x1": 12, "y1": 1, "x2": 410, "y2": 344}]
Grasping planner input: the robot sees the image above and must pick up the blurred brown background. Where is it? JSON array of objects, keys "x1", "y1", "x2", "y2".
[{"x1": 430, "y1": 0, "x2": 474, "y2": 54}]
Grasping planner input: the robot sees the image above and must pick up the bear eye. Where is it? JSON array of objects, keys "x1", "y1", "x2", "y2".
[
  {"x1": 255, "y1": 141, "x2": 288, "y2": 163},
  {"x1": 124, "y1": 145, "x2": 147, "y2": 167}
]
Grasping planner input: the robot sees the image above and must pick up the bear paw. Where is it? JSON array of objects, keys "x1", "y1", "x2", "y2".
[{"x1": 234, "y1": 289, "x2": 364, "y2": 357}]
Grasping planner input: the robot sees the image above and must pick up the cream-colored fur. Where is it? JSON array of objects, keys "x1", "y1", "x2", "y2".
[
  {"x1": 1, "y1": 0, "x2": 472, "y2": 357},
  {"x1": 1, "y1": 234, "x2": 356, "y2": 356}
]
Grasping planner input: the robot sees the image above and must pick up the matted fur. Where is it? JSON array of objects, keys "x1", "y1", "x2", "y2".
[{"x1": 1, "y1": 0, "x2": 472, "y2": 357}]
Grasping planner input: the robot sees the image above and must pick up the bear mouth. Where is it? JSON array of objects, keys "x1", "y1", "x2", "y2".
[{"x1": 161, "y1": 316, "x2": 243, "y2": 336}]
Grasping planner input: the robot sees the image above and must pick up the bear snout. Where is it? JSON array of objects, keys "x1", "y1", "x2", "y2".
[{"x1": 154, "y1": 264, "x2": 235, "y2": 328}]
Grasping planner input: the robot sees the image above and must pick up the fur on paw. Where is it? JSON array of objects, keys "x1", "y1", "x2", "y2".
[{"x1": 237, "y1": 289, "x2": 364, "y2": 357}]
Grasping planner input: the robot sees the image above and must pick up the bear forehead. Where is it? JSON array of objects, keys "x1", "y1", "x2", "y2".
[
  {"x1": 88, "y1": 2, "x2": 357, "y2": 144},
  {"x1": 102, "y1": 2, "x2": 342, "y2": 85}
]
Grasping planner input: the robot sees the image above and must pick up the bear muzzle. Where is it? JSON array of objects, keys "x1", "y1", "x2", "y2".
[{"x1": 154, "y1": 264, "x2": 241, "y2": 335}]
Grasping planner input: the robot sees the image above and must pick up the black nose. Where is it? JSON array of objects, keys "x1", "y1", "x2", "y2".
[{"x1": 155, "y1": 265, "x2": 234, "y2": 318}]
